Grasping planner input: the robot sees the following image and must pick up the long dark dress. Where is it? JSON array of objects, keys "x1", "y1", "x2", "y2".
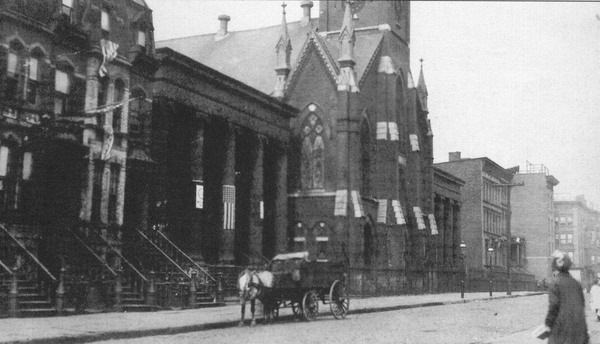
[{"x1": 545, "y1": 271, "x2": 589, "y2": 344}]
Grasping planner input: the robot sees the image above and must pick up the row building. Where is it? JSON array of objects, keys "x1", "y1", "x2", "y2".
[{"x1": 0, "y1": 0, "x2": 468, "y2": 315}]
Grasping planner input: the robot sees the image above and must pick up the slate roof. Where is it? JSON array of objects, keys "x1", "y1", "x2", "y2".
[{"x1": 156, "y1": 18, "x2": 384, "y2": 96}]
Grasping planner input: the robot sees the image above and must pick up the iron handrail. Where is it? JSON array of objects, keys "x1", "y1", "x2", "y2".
[
  {"x1": 0, "y1": 258, "x2": 12, "y2": 275},
  {"x1": 149, "y1": 230, "x2": 216, "y2": 282},
  {"x1": 96, "y1": 232, "x2": 148, "y2": 282},
  {"x1": 0, "y1": 223, "x2": 56, "y2": 281},
  {"x1": 136, "y1": 230, "x2": 190, "y2": 278},
  {"x1": 66, "y1": 228, "x2": 117, "y2": 277}
]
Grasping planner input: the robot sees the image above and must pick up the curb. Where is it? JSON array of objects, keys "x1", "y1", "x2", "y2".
[{"x1": 3, "y1": 293, "x2": 546, "y2": 344}]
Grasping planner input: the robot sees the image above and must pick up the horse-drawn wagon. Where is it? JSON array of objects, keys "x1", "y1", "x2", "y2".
[{"x1": 267, "y1": 251, "x2": 350, "y2": 321}]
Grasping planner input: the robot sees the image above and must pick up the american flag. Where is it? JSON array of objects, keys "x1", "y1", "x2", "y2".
[
  {"x1": 223, "y1": 185, "x2": 235, "y2": 229},
  {"x1": 99, "y1": 39, "x2": 119, "y2": 77}
]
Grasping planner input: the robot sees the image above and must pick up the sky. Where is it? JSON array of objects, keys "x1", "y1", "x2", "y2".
[{"x1": 145, "y1": 0, "x2": 600, "y2": 208}]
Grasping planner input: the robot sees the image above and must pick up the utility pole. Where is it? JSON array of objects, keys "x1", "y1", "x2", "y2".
[{"x1": 493, "y1": 182, "x2": 524, "y2": 295}]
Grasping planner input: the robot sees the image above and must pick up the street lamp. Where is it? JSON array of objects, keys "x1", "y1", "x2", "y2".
[
  {"x1": 460, "y1": 242, "x2": 467, "y2": 298},
  {"x1": 488, "y1": 246, "x2": 494, "y2": 297}
]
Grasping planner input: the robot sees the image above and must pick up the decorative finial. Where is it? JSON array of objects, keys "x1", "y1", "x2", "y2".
[
  {"x1": 282, "y1": 2, "x2": 287, "y2": 14},
  {"x1": 420, "y1": 58, "x2": 424, "y2": 65}
]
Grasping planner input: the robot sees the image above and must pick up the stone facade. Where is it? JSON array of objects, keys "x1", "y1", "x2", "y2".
[{"x1": 150, "y1": 48, "x2": 294, "y2": 264}]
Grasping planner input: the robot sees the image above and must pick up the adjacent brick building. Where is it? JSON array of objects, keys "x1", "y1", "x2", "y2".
[
  {"x1": 555, "y1": 195, "x2": 600, "y2": 288},
  {"x1": 510, "y1": 162, "x2": 559, "y2": 283},
  {"x1": 435, "y1": 152, "x2": 535, "y2": 291}
]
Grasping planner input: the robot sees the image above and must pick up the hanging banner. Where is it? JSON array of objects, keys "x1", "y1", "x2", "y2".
[{"x1": 195, "y1": 182, "x2": 204, "y2": 209}]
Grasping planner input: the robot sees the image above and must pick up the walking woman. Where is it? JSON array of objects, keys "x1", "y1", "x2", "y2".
[{"x1": 544, "y1": 250, "x2": 589, "y2": 344}]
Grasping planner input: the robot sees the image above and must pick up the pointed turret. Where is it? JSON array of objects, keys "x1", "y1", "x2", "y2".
[
  {"x1": 417, "y1": 59, "x2": 429, "y2": 114},
  {"x1": 273, "y1": 3, "x2": 292, "y2": 99},
  {"x1": 337, "y1": 0, "x2": 358, "y2": 92}
]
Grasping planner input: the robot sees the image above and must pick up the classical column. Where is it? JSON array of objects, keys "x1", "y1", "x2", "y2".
[
  {"x1": 442, "y1": 198, "x2": 451, "y2": 264},
  {"x1": 274, "y1": 146, "x2": 288, "y2": 255},
  {"x1": 190, "y1": 119, "x2": 205, "y2": 258},
  {"x1": 219, "y1": 125, "x2": 236, "y2": 263},
  {"x1": 80, "y1": 157, "x2": 95, "y2": 221},
  {"x1": 445, "y1": 199, "x2": 455, "y2": 264},
  {"x1": 249, "y1": 135, "x2": 265, "y2": 263},
  {"x1": 452, "y1": 202, "x2": 461, "y2": 264},
  {"x1": 80, "y1": 56, "x2": 101, "y2": 221},
  {"x1": 435, "y1": 195, "x2": 445, "y2": 265},
  {"x1": 84, "y1": 56, "x2": 100, "y2": 114},
  {"x1": 116, "y1": 160, "x2": 126, "y2": 226}
]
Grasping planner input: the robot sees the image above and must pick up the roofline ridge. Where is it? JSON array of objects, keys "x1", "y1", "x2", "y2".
[{"x1": 157, "y1": 19, "x2": 311, "y2": 44}]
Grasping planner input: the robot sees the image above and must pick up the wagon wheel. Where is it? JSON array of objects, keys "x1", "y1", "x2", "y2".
[
  {"x1": 291, "y1": 300, "x2": 302, "y2": 317},
  {"x1": 301, "y1": 290, "x2": 319, "y2": 321},
  {"x1": 329, "y1": 280, "x2": 349, "y2": 319}
]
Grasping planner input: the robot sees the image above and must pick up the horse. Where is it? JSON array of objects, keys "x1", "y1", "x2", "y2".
[{"x1": 237, "y1": 268, "x2": 275, "y2": 326}]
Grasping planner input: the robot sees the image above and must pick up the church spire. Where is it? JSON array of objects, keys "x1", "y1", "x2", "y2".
[
  {"x1": 337, "y1": 0, "x2": 358, "y2": 92},
  {"x1": 417, "y1": 58, "x2": 429, "y2": 113},
  {"x1": 273, "y1": 2, "x2": 292, "y2": 99},
  {"x1": 338, "y1": 0, "x2": 356, "y2": 67}
]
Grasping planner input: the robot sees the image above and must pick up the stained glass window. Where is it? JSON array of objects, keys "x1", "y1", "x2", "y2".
[{"x1": 301, "y1": 112, "x2": 324, "y2": 190}]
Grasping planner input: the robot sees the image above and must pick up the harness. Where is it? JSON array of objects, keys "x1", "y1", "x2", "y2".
[{"x1": 240, "y1": 271, "x2": 271, "y2": 300}]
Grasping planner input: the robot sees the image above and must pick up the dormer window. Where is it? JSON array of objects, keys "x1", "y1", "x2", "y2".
[
  {"x1": 137, "y1": 30, "x2": 146, "y2": 47},
  {"x1": 101, "y1": 9, "x2": 110, "y2": 32}
]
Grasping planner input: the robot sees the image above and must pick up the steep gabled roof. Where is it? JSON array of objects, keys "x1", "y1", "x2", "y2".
[
  {"x1": 157, "y1": 20, "x2": 316, "y2": 96},
  {"x1": 157, "y1": 19, "x2": 385, "y2": 97}
]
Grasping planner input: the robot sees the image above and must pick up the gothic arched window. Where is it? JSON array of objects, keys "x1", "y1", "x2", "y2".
[{"x1": 301, "y1": 112, "x2": 324, "y2": 190}]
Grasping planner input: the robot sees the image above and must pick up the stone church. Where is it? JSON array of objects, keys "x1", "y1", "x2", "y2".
[{"x1": 157, "y1": 0, "x2": 450, "y2": 271}]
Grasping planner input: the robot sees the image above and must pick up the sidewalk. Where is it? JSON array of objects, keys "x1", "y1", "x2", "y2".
[{"x1": 0, "y1": 291, "x2": 544, "y2": 344}]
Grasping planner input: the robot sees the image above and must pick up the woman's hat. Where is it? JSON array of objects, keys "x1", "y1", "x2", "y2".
[{"x1": 552, "y1": 250, "x2": 572, "y2": 271}]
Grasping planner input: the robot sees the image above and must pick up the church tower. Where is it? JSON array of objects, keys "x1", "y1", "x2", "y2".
[
  {"x1": 318, "y1": 1, "x2": 411, "y2": 87},
  {"x1": 318, "y1": 1, "x2": 410, "y2": 43}
]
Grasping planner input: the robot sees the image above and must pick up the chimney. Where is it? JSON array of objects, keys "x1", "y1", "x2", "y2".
[
  {"x1": 300, "y1": 1, "x2": 313, "y2": 27},
  {"x1": 216, "y1": 15, "x2": 230, "y2": 40},
  {"x1": 449, "y1": 152, "x2": 461, "y2": 162}
]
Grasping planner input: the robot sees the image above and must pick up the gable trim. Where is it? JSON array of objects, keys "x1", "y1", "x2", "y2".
[{"x1": 286, "y1": 31, "x2": 339, "y2": 97}]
